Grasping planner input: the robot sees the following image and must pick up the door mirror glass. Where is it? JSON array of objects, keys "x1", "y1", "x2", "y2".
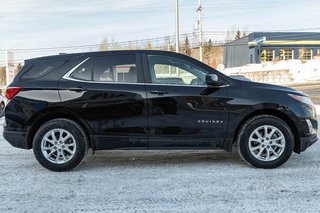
[{"x1": 205, "y1": 74, "x2": 223, "y2": 86}]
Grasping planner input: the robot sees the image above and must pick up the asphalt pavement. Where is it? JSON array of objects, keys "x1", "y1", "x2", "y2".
[{"x1": 290, "y1": 82, "x2": 320, "y2": 104}]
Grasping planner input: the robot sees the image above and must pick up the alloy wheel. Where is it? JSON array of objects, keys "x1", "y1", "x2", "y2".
[
  {"x1": 41, "y1": 129, "x2": 76, "y2": 164},
  {"x1": 248, "y1": 125, "x2": 286, "y2": 162}
]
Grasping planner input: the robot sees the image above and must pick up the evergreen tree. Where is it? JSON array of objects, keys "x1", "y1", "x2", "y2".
[
  {"x1": 16, "y1": 63, "x2": 23, "y2": 73},
  {"x1": 183, "y1": 35, "x2": 191, "y2": 56},
  {"x1": 235, "y1": 30, "x2": 241, "y2": 40}
]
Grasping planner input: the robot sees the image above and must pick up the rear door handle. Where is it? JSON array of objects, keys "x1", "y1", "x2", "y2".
[
  {"x1": 150, "y1": 90, "x2": 168, "y2": 95},
  {"x1": 69, "y1": 86, "x2": 87, "y2": 92}
]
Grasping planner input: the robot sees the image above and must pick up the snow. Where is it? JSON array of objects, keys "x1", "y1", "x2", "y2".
[
  {"x1": 0, "y1": 119, "x2": 320, "y2": 212},
  {"x1": 222, "y1": 59, "x2": 320, "y2": 83}
]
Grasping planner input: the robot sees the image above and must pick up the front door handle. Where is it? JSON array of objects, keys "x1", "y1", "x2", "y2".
[
  {"x1": 150, "y1": 90, "x2": 168, "y2": 95},
  {"x1": 69, "y1": 86, "x2": 87, "y2": 92}
]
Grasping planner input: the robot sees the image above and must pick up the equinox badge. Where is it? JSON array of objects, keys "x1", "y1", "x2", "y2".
[{"x1": 198, "y1": 120, "x2": 223, "y2": 124}]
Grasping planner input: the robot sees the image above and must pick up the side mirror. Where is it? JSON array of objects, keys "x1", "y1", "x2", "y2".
[{"x1": 205, "y1": 74, "x2": 223, "y2": 86}]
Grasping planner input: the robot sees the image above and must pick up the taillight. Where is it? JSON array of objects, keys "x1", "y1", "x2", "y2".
[{"x1": 5, "y1": 87, "x2": 23, "y2": 100}]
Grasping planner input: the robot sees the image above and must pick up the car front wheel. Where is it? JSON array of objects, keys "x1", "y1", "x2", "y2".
[
  {"x1": 237, "y1": 115, "x2": 294, "y2": 169},
  {"x1": 33, "y1": 119, "x2": 88, "y2": 171}
]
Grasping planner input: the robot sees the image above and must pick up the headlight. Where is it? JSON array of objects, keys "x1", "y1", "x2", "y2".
[{"x1": 288, "y1": 94, "x2": 314, "y2": 106}]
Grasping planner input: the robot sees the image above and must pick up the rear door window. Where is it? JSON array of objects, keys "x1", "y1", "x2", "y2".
[
  {"x1": 94, "y1": 54, "x2": 137, "y2": 83},
  {"x1": 21, "y1": 58, "x2": 68, "y2": 79}
]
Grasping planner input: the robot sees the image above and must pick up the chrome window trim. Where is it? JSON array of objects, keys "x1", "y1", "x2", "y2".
[
  {"x1": 62, "y1": 77, "x2": 229, "y2": 88},
  {"x1": 62, "y1": 57, "x2": 91, "y2": 81},
  {"x1": 62, "y1": 57, "x2": 229, "y2": 88}
]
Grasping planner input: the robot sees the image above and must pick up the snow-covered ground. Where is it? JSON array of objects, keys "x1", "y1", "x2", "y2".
[
  {"x1": 0, "y1": 119, "x2": 319, "y2": 213},
  {"x1": 222, "y1": 59, "x2": 320, "y2": 83}
]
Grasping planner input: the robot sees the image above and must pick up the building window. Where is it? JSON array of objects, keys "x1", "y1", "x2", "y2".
[
  {"x1": 299, "y1": 48, "x2": 313, "y2": 60},
  {"x1": 260, "y1": 49, "x2": 274, "y2": 62},
  {"x1": 279, "y1": 49, "x2": 294, "y2": 60}
]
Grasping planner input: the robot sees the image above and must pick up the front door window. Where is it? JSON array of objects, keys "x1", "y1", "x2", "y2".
[{"x1": 147, "y1": 55, "x2": 207, "y2": 86}]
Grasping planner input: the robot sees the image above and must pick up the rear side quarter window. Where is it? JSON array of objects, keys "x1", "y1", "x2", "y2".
[
  {"x1": 21, "y1": 58, "x2": 68, "y2": 79},
  {"x1": 70, "y1": 58, "x2": 93, "y2": 81}
]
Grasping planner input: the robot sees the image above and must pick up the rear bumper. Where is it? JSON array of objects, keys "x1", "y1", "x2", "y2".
[
  {"x1": 3, "y1": 130, "x2": 30, "y2": 149},
  {"x1": 299, "y1": 133, "x2": 318, "y2": 152}
]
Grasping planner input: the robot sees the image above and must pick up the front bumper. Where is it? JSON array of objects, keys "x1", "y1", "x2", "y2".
[
  {"x1": 3, "y1": 130, "x2": 30, "y2": 149},
  {"x1": 299, "y1": 133, "x2": 318, "y2": 152},
  {"x1": 291, "y1": 102, "x2": 318, "y2": 153}
]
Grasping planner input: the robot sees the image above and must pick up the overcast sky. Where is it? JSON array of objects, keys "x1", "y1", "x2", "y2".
[{"x1": 1, "y1": 0, "x2": 320, "y2": 60}]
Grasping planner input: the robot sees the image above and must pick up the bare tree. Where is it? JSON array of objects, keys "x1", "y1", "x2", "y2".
[
  {"x1": 99, "y1": 37, "x2": 109, "y2": 51},
  {"x1": 225, "y1": 25, "x2": 237, "y2": 42},
  {"x1": 145, "y1": 41, "x2": 153, "y2": 50},
  {"x1": 110, "y1": 38, "x2": 122, "y2": 50},
  {"x1": 0, "y1": 67, "x2": 6, "y2": 86},
  {"x1": 165, "y1": 36, "x2": 174, "y2": 51},
  {"x1": 226, "y1": 26, "x2": 248, "y2": 42},
  {"x1": 127, "y1": 42, "x2": 134, "y2": 50},
  {"x1": 242, "y1": 25, "x2": 249, "y2": 37}
]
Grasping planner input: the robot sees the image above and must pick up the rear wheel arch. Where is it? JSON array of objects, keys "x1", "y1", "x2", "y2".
[
  {"x1": 27, "y1": 108, "x2": 93, "y2": 150},
  {"x1": 233, "y1": 109, "x2": 300, "y2": 153}
]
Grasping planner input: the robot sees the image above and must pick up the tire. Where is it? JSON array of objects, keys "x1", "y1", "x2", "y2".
[
  {"x1": 237, "y1": 115, "x2": 294, "y2": 169},
  {"x1": 33, "y1": 119, "x2": 88, "y2": 172}
]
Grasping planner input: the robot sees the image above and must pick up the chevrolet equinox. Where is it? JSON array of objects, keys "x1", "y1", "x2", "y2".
[{"x1": 3, "y1": 50, "x2": 318, "y2": 171}]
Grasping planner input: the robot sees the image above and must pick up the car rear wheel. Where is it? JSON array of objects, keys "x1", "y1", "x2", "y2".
[
  {"x1": 33, "y1": 119, "x2": 88, "y2": 171},
  {"x1": 237, "y1": 115, "x2": 294, "y2": 169}
]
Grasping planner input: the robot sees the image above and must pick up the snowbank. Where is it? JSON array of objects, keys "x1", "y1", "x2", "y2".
[{"x1": 221, "y1": 59, "x2": 320, "y2": 83}]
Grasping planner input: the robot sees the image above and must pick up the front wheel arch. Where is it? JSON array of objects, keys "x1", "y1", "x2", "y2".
[{"x1": 233, "y1": 109, "x2": 300, "y2": 153}]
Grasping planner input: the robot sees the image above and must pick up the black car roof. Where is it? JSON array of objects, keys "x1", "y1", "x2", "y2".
[{"x1": 25, "y1": 50, "x2": 179, "y2": 63}]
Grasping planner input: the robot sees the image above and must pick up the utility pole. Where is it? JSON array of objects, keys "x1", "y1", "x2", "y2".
[
  {"x1": 5, "y1": 51, "x2": 10, "y2": 86},
  {"x1": 167, "y1": 37, "x2": 172, "y2": 74},
  {"x1": 197, "y1": 0, "x2": 203, "y2": 61},
  {"x1": 175, "y1": 0, "x2": 180, "y2": 53},
  {"x1": 4, "y1": 51, "x2": 14, "y2": 86}
]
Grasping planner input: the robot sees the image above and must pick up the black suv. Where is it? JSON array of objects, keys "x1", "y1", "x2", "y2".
[{"x1": 3, "y1": 50, "x2": 318, "y2": 171}]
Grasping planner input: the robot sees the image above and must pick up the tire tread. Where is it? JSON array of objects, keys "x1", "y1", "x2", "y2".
[
  {"x1": 33, "y1": 118, "x2": 88, "y2": 172},
  {"x1": 237, "y1": 115, "x2": 293, "y2": 169}
]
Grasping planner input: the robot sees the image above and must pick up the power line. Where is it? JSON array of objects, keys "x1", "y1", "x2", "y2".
[
  {"x1": 1, "y1": 29, "x2": 318, "y2": 53},
  {"x1": 205, "y1": 28, "x2": 320, "y2": 33},
  {"x1": 2, "y1": 31, "x2": 320, "y2": 66},
  {"x1": 1, "y1": 0, "x2": 319, "y2": 17},
  {"x1": 0, "y1": 32, "x2": 218, "y2": 53},
  {"x1": 2, "y1": 30, "x2": 320, "y2": 53}
]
